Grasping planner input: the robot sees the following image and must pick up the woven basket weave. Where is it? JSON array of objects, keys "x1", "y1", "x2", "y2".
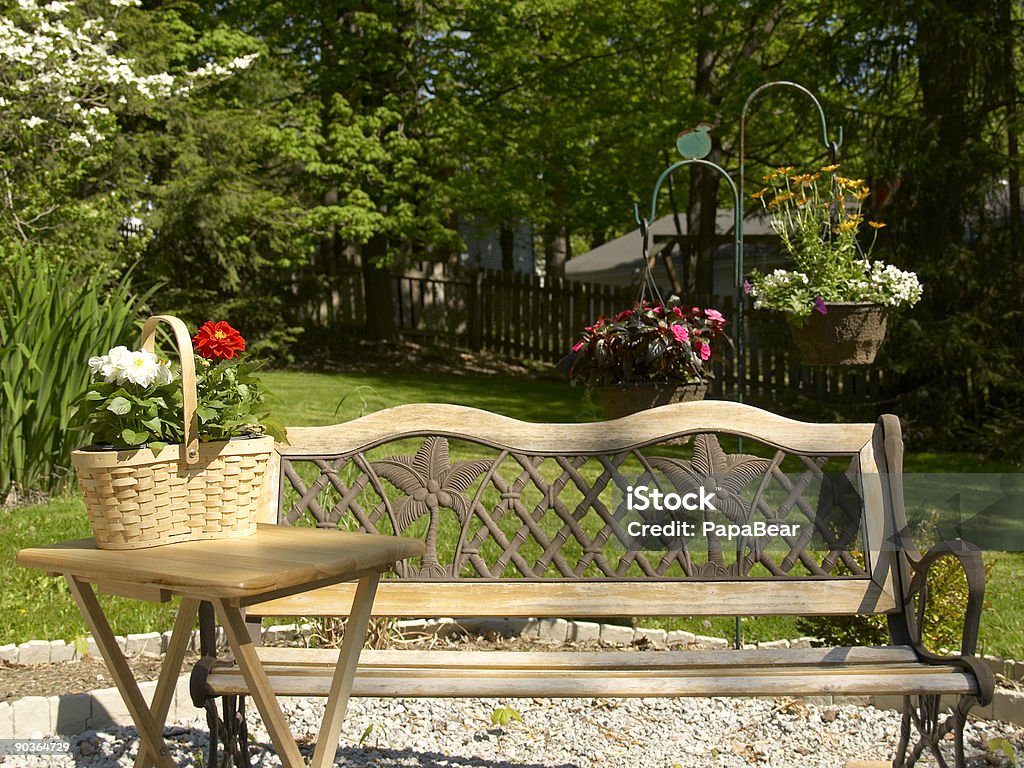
[{"x1": 72, "y1": 315, "x2": 274, "y2": 549}]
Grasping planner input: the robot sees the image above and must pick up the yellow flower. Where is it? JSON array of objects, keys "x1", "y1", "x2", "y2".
[
  {"x1": 868, "y1": 221, "x2": 887, "y2": 229},
  {"x1": 775, "y1": 165, "x2": 795, "y2": 175},
  {"x1": 854, "y1": 187, "x2": 871, "y2": 201},
  {"x1": 750, "y1": 187, "x2": 768, "y2": 200},
  {"x1": 835, "y1": 220, "x2": 859, "y2": 233},
  {"x1": 820, "y1": 163, "x2": 840, "y2": 173}
]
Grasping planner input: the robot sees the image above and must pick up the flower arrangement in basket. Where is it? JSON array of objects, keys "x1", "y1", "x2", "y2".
[
  {"x1": 744, "y1": 164, "x2": 922, "y2": 364},
  {"x1": 71, "y1": 315, "x2": 287, "y2": 549}
]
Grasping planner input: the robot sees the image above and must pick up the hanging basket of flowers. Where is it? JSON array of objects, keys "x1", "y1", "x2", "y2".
[
  {"x1": 745, "y1": 165, "x2": 922, "y2": 365},
  {"x1": 564, "y1": 215, "x2": 731, "y2": 419},
  {"x1": 70, "y1": 315, "x2": 286, "y2": 549},
  {"x1": 568, "y1": 302, "x2": 730, "y2": 419}
]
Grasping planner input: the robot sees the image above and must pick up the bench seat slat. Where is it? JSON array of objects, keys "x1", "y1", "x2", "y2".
[
  {"x1": 206, "y1": 667, "x2": 976, "y2": 699},
  {"x1": 255, "y1": 646, "x2": 922, "y2": 670},
  {"x1": 249, "y1": 579, "x2": 897, "y2": 618}
]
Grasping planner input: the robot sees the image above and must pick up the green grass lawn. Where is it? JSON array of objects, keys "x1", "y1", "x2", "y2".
[{"x1": 4, "y1": 367, "x2": 1021, "y2": 658}]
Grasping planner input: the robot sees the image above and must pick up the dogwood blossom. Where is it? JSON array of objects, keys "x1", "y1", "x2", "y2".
[{"x1": 0, "y1": 0, "x2": 257, "y2": 242}]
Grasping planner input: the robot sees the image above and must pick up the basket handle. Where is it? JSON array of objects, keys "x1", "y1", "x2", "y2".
[{"x1": 141, "y1": 315, "x2": 199, "y2": 465}]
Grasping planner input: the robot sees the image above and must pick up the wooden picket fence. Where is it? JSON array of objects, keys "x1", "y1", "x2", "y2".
[{"x1": 290, "y1": 265, "x2": 900, "y2": 402}]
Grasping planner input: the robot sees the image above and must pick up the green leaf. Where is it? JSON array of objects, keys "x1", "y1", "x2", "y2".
[
  {"x1": 120, "y1": 428, "x2": 148, "y2": 446},
  {"x1": 107, "y1": 396, "x2": 132, "y2": 416},
  {"x1": 490, "y1": 705, "x2": 522, "y2": 727}
]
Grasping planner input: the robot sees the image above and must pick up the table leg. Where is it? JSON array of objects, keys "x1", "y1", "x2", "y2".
[
  {"x1": 214, "y1": 598, "x2": 307, "y2": 768},
  {"x1": 66, "y1": 577, "x2": 179, "y2": 768},
  {"x1": 134, "y1": 597, "x2": 201, "y2": 768},
  {"x1": 309, "y1": 573, "x2": 380, "y2": 768}
]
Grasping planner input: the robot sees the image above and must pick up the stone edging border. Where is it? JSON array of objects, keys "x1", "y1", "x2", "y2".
[{"x1": 1, "y1": 618, "x2": 1021, "y2": 739}]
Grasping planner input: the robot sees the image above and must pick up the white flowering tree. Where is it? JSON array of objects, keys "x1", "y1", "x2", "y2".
[{"x1": 0, "y1": 0, "x2": 254, "y2": 262}]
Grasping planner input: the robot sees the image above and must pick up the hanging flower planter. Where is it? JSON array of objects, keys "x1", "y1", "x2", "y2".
[
  {"x1": 595, "y1": 380, "x2": 707, "y2": 420},
  {"x1": 745, "y1": 165, "x2": 921, "y2": 367},
  {"x1": 566, "y1": 300, "x2": 728, "y2": 419},
  {"x1": 788, "y1": 302, "x2": 889, "y2": 366}
]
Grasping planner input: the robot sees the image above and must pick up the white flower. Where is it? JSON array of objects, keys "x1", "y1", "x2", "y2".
[
  {"x1": 103, "y1": 345, "x2": 132, "y2": 382},
  {"x1": 119, "y1": 349, "x2": 161, "y2": 387},
  {"x1": 88, "y1": 354, "x2": 108, "y2": 377},
  {"x1": 154, "y1": 360, "x2": 173, "y2": 386}
]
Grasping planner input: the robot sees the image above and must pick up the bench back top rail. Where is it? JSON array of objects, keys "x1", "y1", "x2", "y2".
[{"x1": 252, "y1": 401, "x2": 902, "y2": 618}]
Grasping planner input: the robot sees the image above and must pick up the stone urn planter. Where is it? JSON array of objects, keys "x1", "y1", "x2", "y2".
[
  {"x1": 595, "y1": 380, "x2": 707, "y2": 420},
  {"x1": 788, "y1": 302, "x2": 888, "y2": 366}
]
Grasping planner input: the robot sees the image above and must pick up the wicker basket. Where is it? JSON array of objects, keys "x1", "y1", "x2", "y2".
[{"x1": 72, "y1": 315, "x2": 274, "y2": 549}]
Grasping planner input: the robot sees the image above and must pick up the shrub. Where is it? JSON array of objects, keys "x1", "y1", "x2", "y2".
[{"x1": 797, "y1": 540, "x2": 986, "y2": 654}]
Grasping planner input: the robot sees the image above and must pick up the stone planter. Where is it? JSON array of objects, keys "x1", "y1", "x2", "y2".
[
  {"x1": 788, "y1": 302, "x2": 889, "y2": 366},
  {"x1": 595, "y1": 381, "x2": 707, "y2": 420}
]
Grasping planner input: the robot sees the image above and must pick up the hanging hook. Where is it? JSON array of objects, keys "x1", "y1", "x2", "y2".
[{"x1": 828, "y1": 138, "x2": 841, "y2": 166}]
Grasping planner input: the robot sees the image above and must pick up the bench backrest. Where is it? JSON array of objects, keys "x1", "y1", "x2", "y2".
[{"x1": 250, "y1": 401, "x2": 905, "y2": 620}]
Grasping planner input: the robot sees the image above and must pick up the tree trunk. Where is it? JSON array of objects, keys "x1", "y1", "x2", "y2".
[
  {"x1": 500, "y1": 222, "x2": 515, "y2": 272},
  {"x1": 544, "y1": 223, "x2": 569, "y2": 278},
  {"x1": 687, "y1": 4, "x2": 720, "y2": 299},
  {"x1": 361, "y1": 235, "x2": 398, "y2": 341}
]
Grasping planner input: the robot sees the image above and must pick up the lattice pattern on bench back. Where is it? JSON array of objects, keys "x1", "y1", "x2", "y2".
[{"x1": 277, "y1": 428, "x2": 872, "y2": 581}]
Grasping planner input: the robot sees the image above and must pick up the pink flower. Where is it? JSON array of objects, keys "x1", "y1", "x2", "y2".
[
  {"x1": 615, "y1": 309, "x2": 634, "y2": 321},
  {"x1": 704, "y1": 308, "x2": 725, "y2": 323},
  {"x1": 672, "y1": 306, "x2": 684, "y2": 317},
  {"x1": 652, "y1": 305, "x2": 664, "y2": 315},
  {"x1": 697, "y1": 341, "x2": 711, "y2": 360},
  {"x1": 670, "y1": 325, "x2": 689, "y2": 344},
  {"x1": 572, "y1": 339, "x2": 585, "y2": 352}
]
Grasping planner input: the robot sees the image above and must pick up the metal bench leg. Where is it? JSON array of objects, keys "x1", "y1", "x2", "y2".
[{"x1": 895, "y1": 693, "x2": 975, "y2": 768}]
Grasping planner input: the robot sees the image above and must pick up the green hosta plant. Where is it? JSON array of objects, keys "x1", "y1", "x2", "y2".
[
  {"x1": 745, "y1": 165, "x2": 922, "y2": 319},
  {"x1": 73, "y1": 320, "x2": 286, "y2": 452}
]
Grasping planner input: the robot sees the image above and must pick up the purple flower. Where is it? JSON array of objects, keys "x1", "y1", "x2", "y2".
[
  {"x1": 813, "y1": 296, "x2": 829, "y2": 315},
  {"x1": 743, "y1": 279, "x2": 752, "y2": 295}
]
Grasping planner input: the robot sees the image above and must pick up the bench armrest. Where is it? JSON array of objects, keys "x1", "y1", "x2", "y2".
[{"x1": 899, "y1": 538, "x2": 994, "y2": 705}]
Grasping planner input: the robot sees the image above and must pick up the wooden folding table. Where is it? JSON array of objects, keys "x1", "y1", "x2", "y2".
[{"x1": 16, "y1": 524, "x2": 425, "y2": 768}]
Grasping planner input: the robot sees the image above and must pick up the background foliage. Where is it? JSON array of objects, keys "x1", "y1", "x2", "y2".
[{"x1": 0, "y1": 0, "x2": 1022, "y2": 502}]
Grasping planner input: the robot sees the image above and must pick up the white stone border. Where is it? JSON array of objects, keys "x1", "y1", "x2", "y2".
[{"x1": 1, "y1": 619, "x2": 1020, "y2": 738}]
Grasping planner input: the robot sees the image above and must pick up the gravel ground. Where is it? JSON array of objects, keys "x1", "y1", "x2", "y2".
[{"x1": 6, "y1": 696, "x2": 1022, "y2": 767}]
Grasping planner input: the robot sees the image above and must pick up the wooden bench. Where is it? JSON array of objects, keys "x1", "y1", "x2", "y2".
[{"x1": 195, "y1": 401, "x2": 993, "y2": 768}]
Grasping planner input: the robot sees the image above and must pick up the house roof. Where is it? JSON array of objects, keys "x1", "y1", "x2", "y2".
[{"x1": 566, "y1": 211, "x2": 778, "y2": 290}]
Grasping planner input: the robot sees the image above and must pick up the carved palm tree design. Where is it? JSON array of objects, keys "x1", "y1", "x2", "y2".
[
  {"x1": 371, "y1": 437, "x2": 492, "y2": 577},
  {"x1": 647, "y1": 435, "x2": 774, "y2": 576}
]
